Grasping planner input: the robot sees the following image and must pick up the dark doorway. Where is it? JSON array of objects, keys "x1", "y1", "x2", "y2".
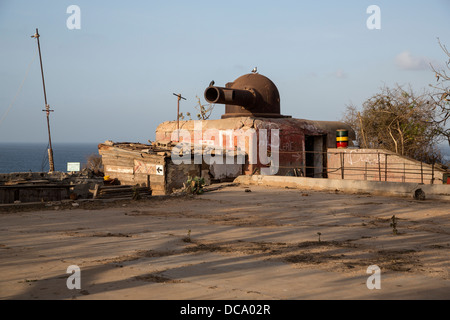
[
  {"x1": 304, "y1": 135, "x2": 328, "y2": 178},
  {"x1": 305, "y1": 136, "x2": 315, "y2": 177}
]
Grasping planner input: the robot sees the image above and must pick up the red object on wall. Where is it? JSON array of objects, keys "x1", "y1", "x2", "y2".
[{"x1": 336, "y1": 142, "x2": 348, "y2": 148}]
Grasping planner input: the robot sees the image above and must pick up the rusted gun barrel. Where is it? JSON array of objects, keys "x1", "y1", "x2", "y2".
[
  {"x1": 204, "y1": 73, "x2": 287, "y2": 119},
  {"x1": 204, "y1": 86, "x2": 256, "y2": 109}
]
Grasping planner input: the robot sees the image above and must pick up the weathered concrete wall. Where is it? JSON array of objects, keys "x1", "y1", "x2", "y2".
[
  {"x1": 155, "y1": 117, "x2": 354, "y2": 177},
  {"x1": 210, "y1": 163, "x2": 243, "y2": 180},
  {"x1": 304, "y1": 120, "x2": 355, "y2": 149},
  {"x1": 327, "y1": 148, "x2": 448, "y2": 184},
  {"x1": 166, "y1": 162, "x2": 201, "y2": 194},
  {"x1": 235, "y1": 175, "x2": 450, "y2": 201}
]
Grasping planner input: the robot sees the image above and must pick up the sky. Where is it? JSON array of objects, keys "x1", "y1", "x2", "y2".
[{"x1": 0, "y1": 0, "x2": 449, "y2": 144}]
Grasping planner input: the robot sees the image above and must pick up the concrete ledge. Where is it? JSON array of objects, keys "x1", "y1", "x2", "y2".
[{"x1": 234, "y1": 175, "x2": 450, "y2": 201}]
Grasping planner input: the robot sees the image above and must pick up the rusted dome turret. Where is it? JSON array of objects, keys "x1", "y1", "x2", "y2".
[{"x1": 204, "y1": 73, "x2": 289, "y2": 119}]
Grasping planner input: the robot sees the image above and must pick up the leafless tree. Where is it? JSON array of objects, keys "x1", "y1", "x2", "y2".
[
  {"x1": 195, "y1": 96, "x2": 214, "y2": 120},
  {"x1": 178, "y1": 97, "x2": 215, "y2": 121},
  {"x1": 343, "y1": 84, "x2": 444, "y2": 164},
  {"x1": 429, "y1": 38, "x2": 450, "y2": 145},
  {"x1": 83, "y1": 153, "x2": 103, "y2": 173}
]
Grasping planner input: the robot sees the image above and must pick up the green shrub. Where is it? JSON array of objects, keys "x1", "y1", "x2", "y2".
[{"x1": 184, "y1": 176, "x2": 205, "y2": 195}]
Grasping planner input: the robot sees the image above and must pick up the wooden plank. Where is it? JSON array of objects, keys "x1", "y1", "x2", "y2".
[
  {"x1": 104, "y1": 165, "x2": 134, "y2": 174},
  {"x1": 101, "y1": 158, "x2": 135, "y2": 167},
  {"x1": 102, "y1": 156, "x2": 164, "y2": 168},
  {"x1": 100, "y1": 147, "x2": 165, "y2": 159},
  {"x1": 93, "y1": 184, "x2": 99, "y2": 199},
  {"x1": 134, "y1": 160, "x2": 157, "y2": 175},
  {"x1": 149, "y1": 174, "x2": 165, "y2": 183}
]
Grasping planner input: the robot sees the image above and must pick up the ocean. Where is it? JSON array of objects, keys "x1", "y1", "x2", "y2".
[
  {"x1": 0, "y1": 142, "x2": 100, "y2": 173},
  {"x1": 0, "y1": 142, "x2": 449, "y2": 174}
]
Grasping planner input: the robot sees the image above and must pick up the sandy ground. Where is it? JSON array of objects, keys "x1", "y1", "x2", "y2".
[{"x1": 0, "y1": 184, "x2": 449, "y2": 300}]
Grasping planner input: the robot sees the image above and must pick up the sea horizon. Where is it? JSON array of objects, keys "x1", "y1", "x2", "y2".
[
  {"x1": 0, "y1": 142, "x2": 100, "y2": 174},
  {"x1": 0, "y1": 141, "x2": 449, "y2": 174}
]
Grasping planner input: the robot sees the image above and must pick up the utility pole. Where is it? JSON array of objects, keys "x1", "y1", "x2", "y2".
[
  {"x1": 173, "y1": 93, "x2": 186, "y2": 142},
  {"x1": 31, "y1": 28, "x2": 55, "y2": 172}
]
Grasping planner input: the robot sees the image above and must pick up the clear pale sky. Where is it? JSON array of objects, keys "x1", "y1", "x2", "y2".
[{"x1": 1, "y1": 0, "x2": 449, "y2": 143}]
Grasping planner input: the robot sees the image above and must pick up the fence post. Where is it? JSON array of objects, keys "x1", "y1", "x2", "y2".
[
  {"x1": 421, "y1": 162, "x2": 424, "y2": 184},
  {"x1": 378, "y1": 153, "x2": 381, "y2": 181},
  {"x1": 302, "y1": 148, "x2": 306, "y2": 178},
  {"x1": 384, "y1": 154, "x2": 388, "y2": 182},
  {"x1": 340, "y1": 152, "x2": 345, "y2": 179},
  {"x1": 364, "y1": 162, "x2": 367, "y2": 180},
  {"x1": 403, "y1": 163, "x2": 406, "y2": 183},
  {"x1": 432, "y1": 162, "x2": 435, "y2": 184}
]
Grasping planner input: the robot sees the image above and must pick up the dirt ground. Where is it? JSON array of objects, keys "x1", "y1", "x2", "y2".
[{"x1": 1, "y1": 184, "x2": 449, "y2": 300}]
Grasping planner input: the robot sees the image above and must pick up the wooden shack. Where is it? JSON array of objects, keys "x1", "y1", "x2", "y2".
[{"x1": 98, "y1": 140, "x2": 246, "y2": 195}]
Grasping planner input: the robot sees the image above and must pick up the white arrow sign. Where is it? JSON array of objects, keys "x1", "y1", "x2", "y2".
[{"x1": 156, "y1": 165, "x2": 164, "y2": 176}]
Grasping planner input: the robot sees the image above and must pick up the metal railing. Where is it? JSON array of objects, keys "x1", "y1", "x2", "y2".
[{"x1": 275, "y1": 150, "x2": 448, "y2": 184}]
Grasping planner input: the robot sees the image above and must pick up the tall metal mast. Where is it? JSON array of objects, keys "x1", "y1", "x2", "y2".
[
  {"x1": 173, "y1": 93, "x2": 186, "y2": 142},
  {"x1": 31, "y1": 28, "x2": 55, "y2": 172}
]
